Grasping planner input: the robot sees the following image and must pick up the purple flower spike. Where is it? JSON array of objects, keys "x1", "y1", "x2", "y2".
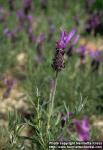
[
  {"x1": 56, "y1": 29, "x2": 76, "y2": 50},
  {"x1": 73, "y1": 117, "x2": 90, "y2": 141}
]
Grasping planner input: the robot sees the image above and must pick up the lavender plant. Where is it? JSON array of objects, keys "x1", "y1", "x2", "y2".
[{"x1": 0, "y1": 1, "x2": 103, "y2": 149}]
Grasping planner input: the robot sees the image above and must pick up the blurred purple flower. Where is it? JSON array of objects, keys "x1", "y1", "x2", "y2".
[
  {"x1": 23, "y1": 0, "x2": 32, "y2": 7},
  {"x1": 17, "y1": 10, "x2": 26, "y2": 26},
  {"x1": 17, "y1": 10, "x2": 33, "y2": 32},
  {"x1": 73, "y1": 117, "x2": 90, "y2": 141},
  {"x1": 27, "y1": 14, "x2": 33, "y2": 23},
  {"x1": 23, "y1": 0, "x2": 32, "y2": 15},
  {"x1": 76, "y1": 45, "x2": 86, "y2": 54},
  {"x1": 3, "y1": 28, "x2": 17, "y2": 42},
  {"x1": 89, "y1": 49, "x2": 102, "y2": 61},
  {"x1": 26, "y1": 14, "x2": 33, "y2": 30},
  {"x1": 3, "y1": 28, "x2": 11, "y2": 37},
  {"x1": 56, "y1": 29, "x2": 76, "y2": 50},
  {"x1": 3, "y1": 79, "x2": 16, "y2": 98},
  {"x1": 89, "y1": 50, "x2": 102, "y2": 71},
  {"x1": 27, "y1": 26, "x2": 36, "y2": 43},
  {"x1": 76, "y1": 45, "x2": 86, "y2": 60},
  {"x1": 85, "y1": 13, "x2": 101, "y2": 35}
]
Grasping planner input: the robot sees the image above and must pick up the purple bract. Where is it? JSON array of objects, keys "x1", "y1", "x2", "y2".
[{"x1": 56, "y1": 29, "x2": 76, "y2": 50}]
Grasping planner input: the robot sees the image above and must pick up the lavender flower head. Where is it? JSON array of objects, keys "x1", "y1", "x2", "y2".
[
  {"x1": 73, "y1": 117, "x2": 90, "y2": 141},
  {"x1": 56, "y1": 29, "x2": 76, "y2": 50},
  {"x1": 52, "y1": 29, "x2": 76, "y2": 72}
]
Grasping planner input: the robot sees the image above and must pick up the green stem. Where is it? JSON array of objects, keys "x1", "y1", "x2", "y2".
[{"x1": 47, "y1": 71, "x2": 58, "y2": 134}]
